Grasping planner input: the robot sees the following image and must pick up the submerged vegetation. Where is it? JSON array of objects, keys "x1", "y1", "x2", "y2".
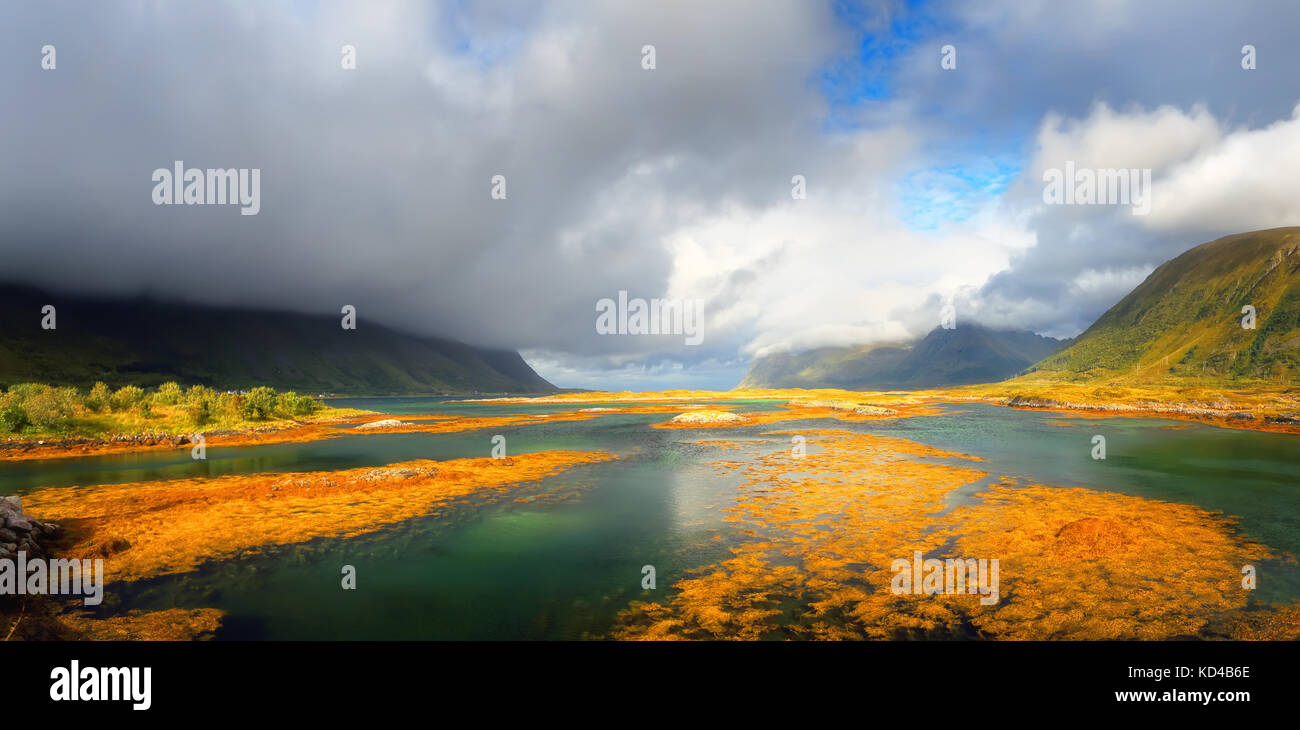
[
  {"x1": 615, "y1": 429, "x2": 1291, "y2": 640},
  {"x1": 24, "y1": 450, "x2": 618, "y2": 583},
  {"x1": 4, "y1": 389, "x2": 1297, "y2": 641}
]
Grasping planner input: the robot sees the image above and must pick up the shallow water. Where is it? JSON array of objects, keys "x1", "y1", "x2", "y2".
[{"x1": 3, "y1": 399, "x2": 1297, "y2": 639}]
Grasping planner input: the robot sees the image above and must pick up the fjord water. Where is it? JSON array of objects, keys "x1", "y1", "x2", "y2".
[{"x1": 1, "y1": 399, "x2": 1296, "y2": 639}]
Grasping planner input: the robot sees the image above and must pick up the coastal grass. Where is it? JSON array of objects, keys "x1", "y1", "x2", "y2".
[
  {"x1": 0, "y1": 381, "x2": 371, "y2": 442},
  {"x1": 0, "y1": 403, "x2": 715, "y2": 461},
  {"x1": 943, "y1": 377, "x2": 1300, "y2": 419}
]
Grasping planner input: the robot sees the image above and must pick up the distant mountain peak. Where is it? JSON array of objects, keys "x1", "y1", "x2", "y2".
[{"x1": 737, "y1": 324, "x2": 1069, "y2": 390}]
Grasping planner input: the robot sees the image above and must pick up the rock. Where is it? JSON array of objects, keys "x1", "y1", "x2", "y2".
[
  {"x1": 97, "y1": 538, "x2": 133, "y2": 557},
  {"x1": 0, "y1": 496, "x2": 62, "y2": 557},
  {"x1": 1054, "y1": 517, "x2": 1135, "y2": 557},
  {"x1": 668, "y1": 410, "x2": 747, "y2": 425},
  {"x1": 360, "y1": 467, "x2": 436, "y2": 482},
  {"x1": 797, "y1": 399, "x2": 897, "y2": 416},
  {"x1": 851, "y1": 405, "x2": 898, "y2": 416},
  {"x1": 355, "y1": 419, "x2": 408, "y2": 430}
]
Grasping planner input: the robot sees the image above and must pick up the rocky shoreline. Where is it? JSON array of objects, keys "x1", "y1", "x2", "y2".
[
  {"x1": 0, "y1": 495, "x2": 61, "y2": 561},
  {"x1": 794, "y1": 399, "x2": 900, "y2": 416},
  {"x1": 1, "y1": 432, "x2": 195, "y2": 454},
  {"x1": 1001, "y1": 394, "x2": 1300, "y2": 426},
  {"x1": 0, "y1": 424, "x2": 312, "y2": 460}
]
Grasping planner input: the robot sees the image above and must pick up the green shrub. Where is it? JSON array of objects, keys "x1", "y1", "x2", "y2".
[
  {"x1": 0, "y1": 394, "x2": 28, "y2": 434},
  {"x1": 85, "y1": 382, "x2": 112, "y2": 412},
  {"x1": 186, "y1": 398, "x2": 211, "y2": 426},
  {"x1": 276, "y1": 391, "x2": 318, "y2": 417},
  {"x1": 110, "y1": 385, "x2": 145, "y2": 412},
  {"x1": 242, "y1": 387, "x2": 277, "y2": 419},
  {"x1": 183, "y1": 385, "x2": 217, "y2": 405},
  {"x1": 182, "y1": 385, "x2": 216, "y2": 426},
  {"x1": 6, "y1": 383, "x2": 47, "y2": 400},
  {"x1": 156, "y1": 381, "x2": 183, "y2": 405},
  {"x1": 1, "y1": 382, "x2": 324, "y2": 434},
  {"x1": 214, "y1": 393, "x2": 242, "y2": 422},
  {"x1": 22, "y1": 386, "x2": 78, "y2": 431}
]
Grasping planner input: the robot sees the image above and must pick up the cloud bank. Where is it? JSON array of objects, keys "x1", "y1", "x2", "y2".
[{"x1": 3, "y1": 0, "x2": 1299, "y2": 387}]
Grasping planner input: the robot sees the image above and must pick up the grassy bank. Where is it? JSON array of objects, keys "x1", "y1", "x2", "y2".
[
  {"x1": 949, "y1": 378, "x2": 1299, "y2": 414},
  {"x1": 0, "y1": 382, "x2": 365, "y2": 441}
]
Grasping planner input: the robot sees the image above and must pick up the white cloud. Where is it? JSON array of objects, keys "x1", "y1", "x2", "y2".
[
  {"x1": 1144, "y1": 105, "x2": 1300, "y2": 233},
  {"x1": 1029, "y1": 102, "x2": 1222, "y2": 181}
]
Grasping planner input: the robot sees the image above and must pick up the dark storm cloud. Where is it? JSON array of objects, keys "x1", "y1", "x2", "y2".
[
  {"x1": 5, "y1": 0, "x2": 1300, "y2": 391},
  {"x1": 0, "y1": 0, "x2": 850, "y2": 368}
]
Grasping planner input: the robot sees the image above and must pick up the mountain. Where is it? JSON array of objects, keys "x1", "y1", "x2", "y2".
[
  {"x1": 1027, "y1": 227, "x2": 1300, "y2": 384},
  {"x1": 737, "y1": 325, "x2": 1069, "y2": 390},
  {"x1": 737, "y1": 342, "x2": 911, "y2": 390},
  {"x1": 0, "y1": 285, "x2": 555, "y2": 395},
  {"x1": 898, "y1": 325, "x2": 1070, "y2": 386}
]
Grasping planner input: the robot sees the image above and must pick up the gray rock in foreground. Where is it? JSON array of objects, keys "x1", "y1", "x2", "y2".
[{"x1": 0, "y1": 495, "x2": 60, "y2": 561}]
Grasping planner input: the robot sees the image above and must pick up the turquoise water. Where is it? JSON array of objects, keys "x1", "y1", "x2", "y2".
[{"x1": 2, "y1": 399, "x2": 1297, "y2": 639}]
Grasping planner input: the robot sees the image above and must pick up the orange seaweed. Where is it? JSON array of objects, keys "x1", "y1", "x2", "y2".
[
  {"x1": 57, "y1": 608, "x2": 224, "y2": 641},
  {"x1": 615, "y1": 429, "x2": 1287, "y2": 640},
  {"x1": 24, "y1": 450, "x2": 617, "y2": 583}
]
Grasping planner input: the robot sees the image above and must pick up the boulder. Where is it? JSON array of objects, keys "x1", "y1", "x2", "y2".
[
  {"x1": 355, "y1": 419, "x2": 408, "y2": 430},
  {"x1": 0, "y1": 494, "x2": 60, "y2": 558},
  {"x1": 668, "y1": 410, "x2": 746, "y2": 425},
  {"x1": 360, "y1": 467, "x2": 436, "y2": 482}
]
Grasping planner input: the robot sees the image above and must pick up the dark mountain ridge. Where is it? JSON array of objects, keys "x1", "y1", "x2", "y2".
[
  {"x1": 738, "y1": 324, "x2": 1069, "y2": 390},
  {"x1": 0, "y1": 284, "x2": 555, "y2": 395}
]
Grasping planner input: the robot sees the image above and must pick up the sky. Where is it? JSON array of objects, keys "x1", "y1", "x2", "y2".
[{"x1": 3, "y1": 0, "x2": 1300, "y2": 390}]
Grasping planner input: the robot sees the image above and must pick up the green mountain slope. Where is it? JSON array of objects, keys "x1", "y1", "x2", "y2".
[
  {"x1": 737, "y1": 325, "x2": 1068, "y2": 390},
  {"x1": 1028, "y1": 227, "x2": 1300, "y2": 384},
  {"x1": 0, "y1": 285, "x2": 555, "y2": 394}
]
